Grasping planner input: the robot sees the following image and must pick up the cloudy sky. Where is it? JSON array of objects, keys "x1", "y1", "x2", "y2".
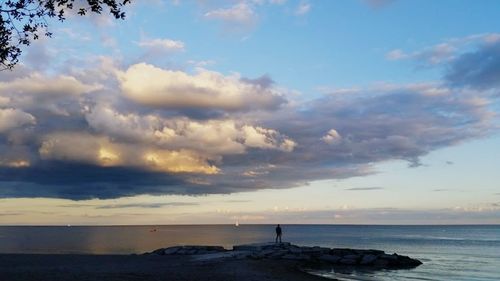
[{"x1": 1, "y1": 0, "x2": 499, "y2": 225}]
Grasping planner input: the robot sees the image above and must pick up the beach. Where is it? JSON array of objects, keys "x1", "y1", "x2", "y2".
[{"x1": 0, "y1": 253, "x2": 327, "y2": 281}]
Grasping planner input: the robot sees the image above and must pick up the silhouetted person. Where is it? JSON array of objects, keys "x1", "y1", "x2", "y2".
[{"x1": 275, "y1": 224, "x2": 282, "y2": 243}]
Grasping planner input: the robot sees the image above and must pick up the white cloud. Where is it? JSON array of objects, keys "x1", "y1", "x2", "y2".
[
  {"x1": 385, "y1": 49, "x2": 408, "y2": 60},
  {"x1": 118, "y1": 63, "x2": 285, "y2": 111},
  {"x1": 322, "y1": 129, "x2": 341, "y2": 144},
  {"x1": 386, "y1": 33, "x2": 500, "y2": 66},
  {"x1": 385, "y1": 44, "x2": 456, "y2": 65},
  {"x1": 0, "y1": 73, "x2": 100, "y2": 97},
  {"x1": 204, "y1": 2, "x2": 256, "y2": 25},
  {"x1": 242, "y1": 125, "x2": 296, "y2": 152},
  {"x1": 0, "y1": 108, "x2": 36, "y2": 132},
  {"x1": 138, "y1": 38, "x2": 185, "y2": 52},
  {"x1": 0, "y1": 72, "x2": 101, "y2": 115},
  {"x1": 85, "y1": 105, "x2": 296, "y2": 156}
]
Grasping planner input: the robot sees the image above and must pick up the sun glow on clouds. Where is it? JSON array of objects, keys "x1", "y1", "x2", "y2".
[
  {"x1": 0, "y1": 160, "x2": 30, "y2": 168},
  {"x1": 39, "y1": 132, "x2": 220, "y2": 174},
  {"x1": 1, "y1": 1, "x2": 500, "y2": 224},
  {"x1": 98, "y1": 148, "x2": 120, "y2": 166},
  {"x1": 144, "y1": 150, "x2": 219, "y2": 174},
  {"x1": 119, "y1": 63, "x2": 285, "y2": 111}
]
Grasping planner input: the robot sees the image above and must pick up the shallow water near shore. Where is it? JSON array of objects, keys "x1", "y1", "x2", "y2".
[{"x1": 0, "y1": 225, "x2": 499, "y2": 280}]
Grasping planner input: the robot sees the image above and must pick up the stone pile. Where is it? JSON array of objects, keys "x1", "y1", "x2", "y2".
[
  {"x1": 146, "y1": 242, "x2": 422, "y2": 270},
  {"x1": 151, "y1": 245, "x2": 227, "y2": 256}
]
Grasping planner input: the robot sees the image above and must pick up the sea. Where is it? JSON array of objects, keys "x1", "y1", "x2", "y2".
[{"x1": 0, "y1": 225, "x2": 498, "y2": 280}]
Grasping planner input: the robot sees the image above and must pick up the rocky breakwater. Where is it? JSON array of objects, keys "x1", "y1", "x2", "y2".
[{"x1": 146, "y1": 242, "x2": 422, "y2": 270}]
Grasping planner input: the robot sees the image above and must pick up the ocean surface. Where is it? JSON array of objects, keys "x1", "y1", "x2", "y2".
[{"x1": 0, "y1": 225, "x2": 498, "y2": 280}]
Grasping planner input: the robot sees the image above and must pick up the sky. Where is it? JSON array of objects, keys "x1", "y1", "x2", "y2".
[{"x1": 0, "y1": 0, "x2": 499, "y2": 225}]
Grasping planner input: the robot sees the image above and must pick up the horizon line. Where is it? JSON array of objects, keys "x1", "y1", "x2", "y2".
[{"x1": 1, "y1": 223, "x2": 499, "y2": 227}]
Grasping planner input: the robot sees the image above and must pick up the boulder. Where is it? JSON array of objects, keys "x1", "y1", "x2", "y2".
[
  {"x1": 343, "y1": 254, "x2": 360, "y2": 261},
  {"x1": 145, "y1": 243, "x2": 422, "y2": 270},
  {"x1": 282, "y1": 254, "x2": 310, "y2": 261},
  {"x1": 149, "y1": 248, "x2": 166, "y2": 255},
  {"x1": 354, "y1": 249, "x2": 384, "y2": 256},
  {"x1": 301, "y1": 246, "x2": 329, "y2": 255},
  {"x1": 373, "y1": 259, "x2": 389, "y2": 268},
  {"x1": 393, "y1": 255, "x2": 423, "y2": 268},
  {"x1": 380, "y1": 253, "x2": 398, "y2": 260},
  {"x1": 318, "y1": 254, "x2": 341, "y2": 263},
  {"x1": 360, "y1": 254, "x2": 377, "y2": 265},
  {"x1": 339, "y1": 258, "x2": 358, "y2": 265},
  {"x1": 330, "y1": 248, "x2": 354, "y2": 256},
  {"x1": 269, "y1": 250, "x2": 289, "y2": 259},
  {"x1": 259, "y1": 249, "x2": 277, "y2": 257},
  {"x1": 163, "y1": 246, "x2": 182, "y2": 255},
  {"x1": 233, "y1": 242, "x2": 290, "y2": 252}
]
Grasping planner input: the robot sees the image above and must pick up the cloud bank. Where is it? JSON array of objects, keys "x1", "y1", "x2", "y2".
[{"x1": 0, "y1": 36, "x2": 498, "y2": 200}]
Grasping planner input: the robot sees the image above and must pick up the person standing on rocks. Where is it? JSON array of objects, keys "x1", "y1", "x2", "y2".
[{"x1": 275, "y1": 224, "x2": 282, "y2": 243}]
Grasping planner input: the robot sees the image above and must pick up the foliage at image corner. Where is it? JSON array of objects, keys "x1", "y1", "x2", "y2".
[{"x1": 0, "y1": 0, "x2": 131, "y2": 70}]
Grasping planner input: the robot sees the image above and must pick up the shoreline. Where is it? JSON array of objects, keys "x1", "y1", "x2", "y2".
[
  {"x1": 0, "y1": 253, "x2": 330, "y2": 281},
  {"x1": 0, "y1": 242, "x2": 423, "y2": 281}
]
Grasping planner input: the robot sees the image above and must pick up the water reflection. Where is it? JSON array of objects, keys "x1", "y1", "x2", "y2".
[{"x1": 0, "y1": 225, "x2": 499, "y2": 280}]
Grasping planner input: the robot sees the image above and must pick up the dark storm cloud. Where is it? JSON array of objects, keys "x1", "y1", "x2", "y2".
[
  {"x1": 264, "y1": 86, "x2": 492, "y2": 169},
  {"x1": 446, "y1": 41, "x2": 500, "y2": 89},
  {"x1": 96, "y1": 202, "x2": 198, "y2": 209},
  {"x1": 0, "y1": 162, "x2": 189, "y2": 200}
]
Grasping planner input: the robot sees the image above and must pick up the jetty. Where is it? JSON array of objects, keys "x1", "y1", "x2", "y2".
[{"x1": 146, "y1": 242, "x2": 423, "y2": 270}]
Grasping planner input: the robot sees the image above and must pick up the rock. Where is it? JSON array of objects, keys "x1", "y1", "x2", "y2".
[
  {"x1": 249, "y1": 253, "x2": 265, "y2": 260},
  {"x1": 146, "y1": 243, "x2": 422, "y2": 270},
  {"x1": 373, "y1": 258, "x2": 389, "y2": 268},
  {"x1": 149, "y1": 248, "x2": 165, "y2": 255},
  {"x1": 163, "y1": 246, "x2": 182, "y2": 255},
  {"x1": 354, "y1": 249, "x2": 384, "y2": 256},
  {"x1": 282, "y1": 254, "x2": 310, "y2": 261},
  {"x1": 339, "y1": 258, "x2": 357, "y2": 265},
  {"x1": 269, "y1": 250, "x2": 288, "y2": 259},
  {"x1": 360, "y1": 254, "x2": 377, "y2": 265},
  {"x1": 259, "y1": 249, "x2": 276, "y2": 257},
  {"x1": 160, "y1": 245, "x2": 227, "y2": 255},
  {"x1": 301, "y1": 246, "x2": 329, "y2": 255},
  {"x1": 393, "y1": 255, "x2": 423, "y2": 268},
  {"x1": 233, "y1": 242, "x2": 290, "y2": 252},
  {"x1": 380, "y1": 253, "x2": 398, "y2": 260},
  {"x1": 318, "y1": 254, "x2": 341, "y2": 263},
  {"x1": 330, "y1": 248, "x2": 354, "y2": 256},
  {"x1": 367, "y1": 249, "x2": 385, "y2": 256},
  {"x1": 343, "y1": 254, "x2": 360, "y2": 261}
]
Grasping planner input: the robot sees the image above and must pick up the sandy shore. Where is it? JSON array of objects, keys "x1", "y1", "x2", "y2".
[{"x1": 0, "y1": 254, "x2": 330, "y2": 281}]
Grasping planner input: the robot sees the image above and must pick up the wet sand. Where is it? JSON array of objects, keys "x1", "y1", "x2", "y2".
[{"x1": 0, "y1": 254, "x2": 330, "y2": 281}]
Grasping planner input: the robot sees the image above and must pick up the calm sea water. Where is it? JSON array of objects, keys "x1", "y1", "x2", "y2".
[{"x1": 0, "y1": 225, "x2": 498, "y2": 280}]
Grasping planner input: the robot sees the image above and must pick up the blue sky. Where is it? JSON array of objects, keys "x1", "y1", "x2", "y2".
[{"x1": 0, "y1": 0, "x2": 499, "y2": 224}]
